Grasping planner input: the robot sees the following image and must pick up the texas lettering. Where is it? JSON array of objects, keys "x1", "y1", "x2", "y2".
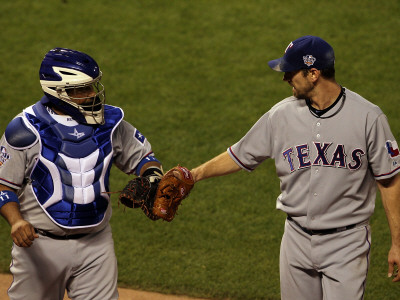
[{"x1": 282, "y1": 142, "x2": 365, "y2": 172}]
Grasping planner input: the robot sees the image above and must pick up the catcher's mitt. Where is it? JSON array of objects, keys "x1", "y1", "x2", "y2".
[
  {"x1": 119, "y1": 167, "x2": 163, "y2": 221},
  {"x1": 152, "y1": 165, "x2": 194, "y2": 222}
]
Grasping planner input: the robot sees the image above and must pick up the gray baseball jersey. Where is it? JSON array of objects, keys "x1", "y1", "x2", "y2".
[
  {"x1": 229, "y1": 87, "x2": 400, "y2": 229},
  {"x1": 0, "y1": 103, "x2": 155, "y2": 299},
  {"x1": 228, "y1": 87, "x2": 400, "y2": 299}
]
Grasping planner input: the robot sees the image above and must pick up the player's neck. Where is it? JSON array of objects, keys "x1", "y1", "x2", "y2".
[
  {"x1": 308, "y1": 82, "x2": 342, "y2": 110},
  {"x1": 51, "y1": 107, "x2": 65, "y2": 115},
  {"x1": 45, "y1": 104, "x2": 65, "y2": 116}
]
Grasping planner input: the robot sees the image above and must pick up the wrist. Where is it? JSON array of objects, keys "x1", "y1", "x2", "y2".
[
  {"x1": 142, "y1": 166, "x2": 163, "y2": 183},
  {"x1": 190, "y1": 167, "x2": 202, "y2": 183},
  {"x1": 1, "y1": 202, "x2": 24, "y2": 226}
]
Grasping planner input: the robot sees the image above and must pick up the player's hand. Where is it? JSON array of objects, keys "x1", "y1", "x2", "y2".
[
  {"x1": 388, "y1": 245, "x2": 400, "y2": 282},
  {"x1": 11, "y1": 219, "x2": 39, "y2": 248}
]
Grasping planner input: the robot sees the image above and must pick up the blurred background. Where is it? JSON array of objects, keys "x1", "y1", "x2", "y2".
[{"x1": 0, "y1": 1, "x2": 399, "y2": 299}]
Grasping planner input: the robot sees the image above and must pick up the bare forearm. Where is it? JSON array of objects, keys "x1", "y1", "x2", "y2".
[
  {"x1": 0, "y1": 202, "x2": 24, "y2": 226},
  {"x1": 191, "y1": 151, "x2": 241, "y2": 183},
  {"x1": 379, "y1": 174, "x2": 400, "y2": 247},
  {"x1": 378, "y1": 174, "x2": 400, "y2": 281}
]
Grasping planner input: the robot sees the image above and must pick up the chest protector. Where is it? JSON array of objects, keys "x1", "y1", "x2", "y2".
[{"x1": 24, "y1": 101, "x2": 123, "y2": 228}]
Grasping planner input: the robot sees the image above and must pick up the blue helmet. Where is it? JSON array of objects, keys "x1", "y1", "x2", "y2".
[{"x1": 39, "y1": 48, "x2": 105, "y2": 125}]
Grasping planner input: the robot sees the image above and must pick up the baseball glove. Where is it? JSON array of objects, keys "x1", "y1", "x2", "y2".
[
  {"x1": 152, "y1": 165, "x2": 194, "y2": 222},
  {"x1": 119, "y1": 167, "x2": 163, "y2": 221}
]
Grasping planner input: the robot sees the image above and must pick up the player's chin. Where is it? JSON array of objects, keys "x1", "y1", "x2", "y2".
[
  {"x1": 292, "y1": 89, "x2": 306, "y2": 100},
  {"x1": 292, "y1": 89, "x2": 301, "y2": 99}
]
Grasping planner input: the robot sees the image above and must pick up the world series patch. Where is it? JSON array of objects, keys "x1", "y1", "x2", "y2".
[
  {"x1": 303, "y1": 55, "x2": 316, "y2": 67},
  {"x1": 0, "y1": 146, "x2": 11, "y2": 167}
]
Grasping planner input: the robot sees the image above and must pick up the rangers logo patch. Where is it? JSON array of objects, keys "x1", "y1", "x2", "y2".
[
  {"x1": 134, "y1": 129, "x2": 146, "y2": 145},
  {"x1": 303, "y1": 55, "x2": 316, "y2": 66},
  {"x1": 385, "y1": 140, "x2": 399, "y2": 158},
  {"x1": 0, "y1": 146, "x2": 11, "y2": 167}
]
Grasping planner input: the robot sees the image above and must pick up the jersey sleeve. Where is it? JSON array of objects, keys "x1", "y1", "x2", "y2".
[
  {"x1": 0, "y1": 134, "x2": 28, "y2": 189},
  {"x1": 112, "y1": 120, "x2": 156, "y2": 174},
  {"x1": 228, "y1": 111, "x2": 273, "y2": 171},
  {"x1": 368, "y1": 114, "x2": 400, "y2": 179}
]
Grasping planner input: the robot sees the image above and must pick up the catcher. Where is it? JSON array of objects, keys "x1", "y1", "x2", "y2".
[{"x1": 119, "y1": 165, "x2": 194, "y2": 221}]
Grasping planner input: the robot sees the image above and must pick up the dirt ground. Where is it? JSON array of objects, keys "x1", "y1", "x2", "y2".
[{"x1": 0, "y1": 273, "x2": 207, "y2": 300}]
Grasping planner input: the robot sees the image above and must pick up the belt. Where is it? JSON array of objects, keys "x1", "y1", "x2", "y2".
[
  {"x1": 35, "y1": 229, "x2": 89, "y2": 240},
  {"x1": 287, "y1": 216, "x2": 360, "y2": 236}
]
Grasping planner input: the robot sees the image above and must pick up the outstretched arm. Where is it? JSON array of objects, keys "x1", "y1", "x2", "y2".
[
  {"x1": 191, "y1": 151, "x2": 241, "y2": 183},
  {"x1": 377, "y1": 173, "x2": 400, "y2": 282}
]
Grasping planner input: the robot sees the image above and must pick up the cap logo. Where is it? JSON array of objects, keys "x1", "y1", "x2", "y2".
[
  {"x1": 303, "y1": 55, "x2": 316, "y2": 67},
  {"x1": 285, "y1": 42, "x2": 293, "y2": 53}
]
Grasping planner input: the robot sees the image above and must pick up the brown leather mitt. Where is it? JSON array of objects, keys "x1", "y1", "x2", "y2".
[{"x1": 152, "y1": 165, "x2": 194, "y2": 221}]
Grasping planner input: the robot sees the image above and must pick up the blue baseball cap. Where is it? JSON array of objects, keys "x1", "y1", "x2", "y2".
[{"x1": 268, "y1": 35, "x2": 335, "y2": 72}]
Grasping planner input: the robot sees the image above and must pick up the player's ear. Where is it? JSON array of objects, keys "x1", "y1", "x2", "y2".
[{"x1": 308, "y1": 68, "x2": 320, "y2": 82}]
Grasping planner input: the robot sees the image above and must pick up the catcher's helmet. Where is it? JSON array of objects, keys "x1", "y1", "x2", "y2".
[{"x1": 39, "y1": 48, "x2": 105, "y2": 125}]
